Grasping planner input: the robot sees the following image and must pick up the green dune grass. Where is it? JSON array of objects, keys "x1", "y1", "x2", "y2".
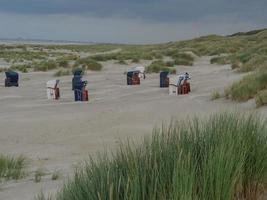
[
  {"x1": 55, "y1": 112, "x2": 267, "y2": 200},
  {"x1": 0, "y1": 155, "x2": 27, "y2": 180}
]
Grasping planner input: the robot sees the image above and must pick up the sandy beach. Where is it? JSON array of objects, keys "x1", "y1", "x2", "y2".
[{"x1": 0, "y1": 56, "x2": 266, "y2": 200}]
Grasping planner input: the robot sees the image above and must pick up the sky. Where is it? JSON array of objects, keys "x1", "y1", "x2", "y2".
[{"x1": 0, "y1": 0, "x2": 266, "y2": 44}]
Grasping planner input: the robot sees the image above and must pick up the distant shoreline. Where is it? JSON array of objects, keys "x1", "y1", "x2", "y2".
[{"x1": 0, "y1": 39, "x2": 94, "y2": 45}]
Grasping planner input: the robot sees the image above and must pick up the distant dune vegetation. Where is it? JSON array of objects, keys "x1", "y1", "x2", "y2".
[{"x1": 1, "y1": 28, "x2": 267, "y2": 106}]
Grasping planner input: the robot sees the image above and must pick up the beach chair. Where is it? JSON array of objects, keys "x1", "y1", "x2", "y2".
[
  {"x1": 160, "y1": 71, "x2": 170, "y2": 88},
  {"x1": 169, "y1": 73, "x2": 191, "y2": 95},
  {"x1": 133, "y1": 66, "x2": 146, "y2": 79},
  {"x1": 46, "y1": 80, "x2": 60, "y2": 100},
  {"x1": 72, "y1": 68, "x2": 83, "y2": 90},
  {"x1": 169, "y1": 76, "x2": 179, "y2": 95},
  {"x1": 127, "y1": 71, "x2": 140, "y2": 85},
  {"x1": 73, "y1": 74, "x2": 88, "y2": 102},
  {"x1": 5, "y1": 70, "x2": 19, "y2": 87}
]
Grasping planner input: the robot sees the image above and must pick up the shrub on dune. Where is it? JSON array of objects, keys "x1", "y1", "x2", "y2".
[
  {"x1": 255, "y1": 89, "x2": 267, "y2": 107},
  {"x1": 225, "y1": 69, "x2": 267, "y2": 101},
  {"x1": 75, "y1": 57, "x2": 103, "y2": 71},
  {"x1": 210, "y1": 56, "x2": 232, "y2": 65},
  {"x1": 146, "y1": 60, "x2": 176, "y2": 74},
  {"x1": 172, "y1": 53, "x2": 194, "y2": 66},
  {"x1": 33, "y1": 61, "x2": 57, "y2": 72},
  {"x1": 10, "y1": 64, "x2": 31, "y2": 73},
  {"x1": 131, "y1": 58, "x2": 140, "y2": 63}
]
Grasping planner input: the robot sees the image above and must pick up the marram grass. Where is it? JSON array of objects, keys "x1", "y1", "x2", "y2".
[
  {"x1": 0, "y1": 154, "x2": 27, "y2": 180},
  {"x1": 54, "y1": 112, "x2": 266, "y2": 200}
]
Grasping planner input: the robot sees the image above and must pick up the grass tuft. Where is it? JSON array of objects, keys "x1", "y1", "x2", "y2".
[
  {"x1": 173, "y1": 53, "x2": 194, "y2": 66},
  {"x1": 51, "y1": 170, "x2": 61, "y2": 181},
  {"x1": 74, "y1": 57, "x2": 103, "y2": 71},
  {"x1": 34, "y1": 191, "x2": 53, "y2": 200},
  {"x1": 146, "y1": 60, "x2": 176, "y2": 74},
  {"x1": 211, "y1": 90, "x2": 221, "y2": 100},
  {"x1": 55, "y1": 112, "x2": 267, "y2": 200},
  {"x1": 225, "y1": 69, "x2": 267, "y2": 102},
  {"x1": 0, "y1": 155, "x2": 27, "y2": 180},
  {"x1": 34, "y1": 168, "x2": 46, "y2": 183},
  {"x1": 255, "y1": 89, "x2": 267, "y2": 107}
]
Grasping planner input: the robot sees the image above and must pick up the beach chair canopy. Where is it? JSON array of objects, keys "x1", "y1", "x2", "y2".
[
  {"x1": 73, "y1": 68, "x2": 83, "y2": 76},
  {"x1": 127, "y1": 70, "x2": 140, "y2": 78},
  {"x1": 169, "y1": 76, "x2": 179, "y2": 85},
  {"x1": 5, "y1": 70, "x2": 19, "y2": 83},
  {"x1": 133, "y1": 66, "x2": 145, "y2": 74},
  {"x1": 46, "y1": 80, "x2": 59, "y2": 88},
  {"x1": 160, "y1": 71, "x2": 170, "y2": 78}
]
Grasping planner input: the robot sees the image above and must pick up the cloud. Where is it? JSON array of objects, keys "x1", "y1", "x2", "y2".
[
  {"x1": 1, "y1": 0, "x2": 266, "y2": 22},
  {"x1": 0, "y1": 0, "x2": 266, "y2": 43},
  {"x1": 0, "y1": 12, "x2": 265, "y2": 44}
]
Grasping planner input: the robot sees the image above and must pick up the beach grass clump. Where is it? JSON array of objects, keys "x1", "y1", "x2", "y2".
[
  {"x1": 51, "y1": 170, "x2": 61, "y2": 181},
  {"x1": 255, "y1": 89, "x2": 267, "y2": 107},
  {"x1": 239, "y1": 55, "x2": 267, "y2": 72},
  {"x1": 75, "y1": 57, "x2": 103, "y2": 71},
  {"x1": 146, "y1": 60, "x2": 176, "y2": 74},
  {"x1": 225, "y1": 69, "x2": 267, "y2": 102},
  {"x1": 172, "y1": 53, "x2": 194, "y2": 66},
  {"x1": 165, "y1": 61, "x2": 175, "y2": 67},
  {"x1": 33, "y1": 60, "x2": 58, "y2": 72},
  {"x1": 210, "y1": 56, "x2": 232, "y2": 65},
  {"x1": 0, "y1": 155, "x2": 27, "y2": 180},
  {"x1": 131, "y1": 58, "x2": 140, "y2": 63},
  {"x1": 231, "y1": 61, "x2": 243, "y2": 70},
  {"x1": 90, "y1": 48, "x2": 155, "y2": 62},
  {"x1": 211, "y1": 90, "x2": 221, "y2": 100},
  {"x1": 34, "y1": 191, "x2": 53, "y2": 200},
  {"x1": 10, "y1": 64, "x2": 31, "y2": 73},
  {"x1": 57, "y1": 60, "x2": 69, "y2": 68},
  {"x1": 34, "y1": 168, "x2": 46, "y2": 183},
  {"x1": 55, "y1": 112, "x2": 267, "y2": 200},
  {"x1": 0, "y1": 50, "x2": 48, "y2": 62}
]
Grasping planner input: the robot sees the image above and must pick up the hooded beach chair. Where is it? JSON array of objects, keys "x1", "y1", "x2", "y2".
[
  {"x1": 160, "y1": 71, "x2": 170, "y2": 88},
  {"x1": 5, "y1": 70, "x2": 19, "y2": 87},
  {"x1": 133, "y1": 66, "x2": 146, "y2": 79},
  {"x1": 127, "y1": 71, "x2": 140, "y2": 85},
  {"x1": 46, "y1": 80, "x2": 60, "y2": 100},
  {"x1": 72, "y1": 68, "x2": 83, "y2": 90},
  {"x1": 169, "y1": 76, "x2": 179, "y2": 95},
  {"x1": 72, "y1": 73, "x2": 88, "y2": 101},
  {"x1": 169, "y1": 73, "x2": 191, "y2": 95}
]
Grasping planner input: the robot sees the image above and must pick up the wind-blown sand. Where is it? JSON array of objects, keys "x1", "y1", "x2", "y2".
[{"x1": 0, "y1": 56, "x2": 266, "y2": 200}]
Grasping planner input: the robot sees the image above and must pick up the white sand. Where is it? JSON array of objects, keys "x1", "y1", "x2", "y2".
[{"x1": 0, "y1": 56, "x2": 265, "y2": 200}]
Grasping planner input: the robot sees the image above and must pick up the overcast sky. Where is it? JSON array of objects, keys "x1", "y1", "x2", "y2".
[{"x1": 0, "y1": 0, "x2": 266, "y2": 44}]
